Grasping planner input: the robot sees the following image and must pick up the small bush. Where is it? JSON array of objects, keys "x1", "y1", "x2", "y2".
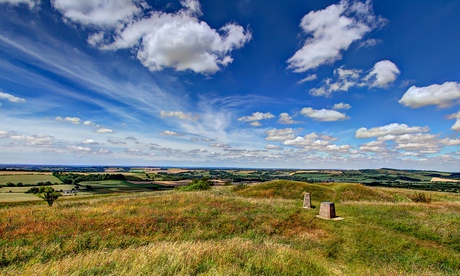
[
  {"x1": 409, "y1": 192, "x2": 431, "y2": 203},
  {"x1": 178, "y1": 178, "x2": 211, "y2": 191},
  {"x1": 232, "y1": 183, "x2": 248, "y2": 191}
]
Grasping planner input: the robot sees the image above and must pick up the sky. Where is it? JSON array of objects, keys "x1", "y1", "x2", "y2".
[{"x1": 1, "y1": 0, "x2": 460, "y2": 171}]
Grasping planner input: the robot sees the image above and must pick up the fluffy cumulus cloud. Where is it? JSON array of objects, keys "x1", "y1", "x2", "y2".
[
  {"x1": 277, "y1": 113, "x2": 299, "y2": 124},
  {"x1": 266, "y1": 144, "x2": 283, "y2": 150},
  {"x1": 356, "y1": 123, "x2": 447, "y2": 156},
  {"x1": 60, "y1": 0, "x2": 251, "y2": 74},
  {"x1": 363, "y1": 60, "x2": 400, "y2": 88},
  {"x1": 51, "y1": 0, "x2": 145, "y2": 27},
  {"x1": 300, "y1": 107, "x2": 349, "y2": 122},
  {"x1": 283, "y1": 132, "x2": 350, "y2": 153},
  {"x1": 81, "y1": 139, "x2": 99, "y2": 145},
  {"x1": 95, "y1": 128, "x2": 113, "y2": 134},
  {"x1": 238, "y1": 112, "x2": 275, "y2": 127},
  {"x1": 56, "y1": 116, "x2": 81, "y2": 125},
  {"x1": 399, "y1": 82, "x2": 460, "y2": 108},
  {"x1": 266, "y1": 128, "x2": 297, "y2": 141},
  {"x1": 288, "y1": 0, "x2": 384, "y2": 72},
  {"x1": 160, "y1": 111, "x2": 194, "y2": 120},
  {"x1": 10, "y1": 133, "x2": 54, "y2": 146},
  {"x1": 448, "y1": 111, "x2": 460, "y2": 132},
  {"x1": 309, "y1": 60, "x2": 399, "y2": 97},
  {"x1": 333, "y1": 103, "x2": 351, "y2": 110},
  {"x1": 0, "y1": 91, "x2": 26, "y2": 103},
  {"x1": 355, "y1": 123, "x2": 429, "y2": 138},
  {"x1": 0, "y1": 0, "x2": 37, "y2": 9}
]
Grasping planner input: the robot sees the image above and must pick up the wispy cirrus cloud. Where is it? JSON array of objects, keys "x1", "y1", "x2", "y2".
[{"x1": 0, "y1": 91, "x2": 26, "y2": 103}]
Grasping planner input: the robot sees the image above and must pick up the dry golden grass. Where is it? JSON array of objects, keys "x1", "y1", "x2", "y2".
[
  {"x1": 431, "y1": 177, "x2": 460, "y2": 182},
  {"x1": 1, "y1": 183, "x2": 459, "y2": 275}
]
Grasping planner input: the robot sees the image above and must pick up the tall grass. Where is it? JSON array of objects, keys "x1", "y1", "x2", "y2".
[{"x1": 1, "y1": 182, "x2": 459, "y2": 275}]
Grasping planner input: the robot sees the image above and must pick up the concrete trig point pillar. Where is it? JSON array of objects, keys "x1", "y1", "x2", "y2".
[
  {"x1": 303, "y1": 192, "x2": 311, "y2": 209},
  {"x1": 319, "y1": 202, "x2": 336, "y2": 219}
]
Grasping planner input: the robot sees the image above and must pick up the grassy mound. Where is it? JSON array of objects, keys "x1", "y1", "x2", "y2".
[
  {"x1": 331, "y1": 183, "x2": 395, "y2": 202},
  {"x1": 236, "y1": 180, "x2": 396, "y2": 203},
  {"x1": 234, "y1": 180, "x2": 336, "y2": 202}
]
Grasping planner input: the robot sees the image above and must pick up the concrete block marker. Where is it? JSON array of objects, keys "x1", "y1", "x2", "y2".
[
  {"x1": 317, "y1": 202, "x2": 343, "y2": 220},
  {"x1": 303, "y1": 192, "x2": 311, "y2": 209}
]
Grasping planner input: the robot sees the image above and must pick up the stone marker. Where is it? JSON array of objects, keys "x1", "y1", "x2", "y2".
[
  {"x1": 303, "y1": 192, "x2": 311, "y2": 209},
  {"x1": 319, "y1": 202, "x2": 336, "y2": 219}
]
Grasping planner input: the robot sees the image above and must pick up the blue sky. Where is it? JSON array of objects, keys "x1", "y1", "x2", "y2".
[{"x1": 1, "y1": 0, "x2": 460, "y2": 170}]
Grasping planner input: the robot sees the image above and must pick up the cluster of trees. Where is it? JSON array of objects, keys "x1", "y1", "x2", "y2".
[
  {"x1": 52, "y1": 172, "x2": 126, "y2": 184},
  {"x1": 3, "y1": 181, "x2": 54, "y2": 187}
]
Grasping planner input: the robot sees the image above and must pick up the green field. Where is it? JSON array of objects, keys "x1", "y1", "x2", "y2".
[
  {"x1": 0, "y1": 174, "x2": 61, "y2": 185},
  {"x1": 1, "y1": 180, "x2": 459, "y2": 275}
]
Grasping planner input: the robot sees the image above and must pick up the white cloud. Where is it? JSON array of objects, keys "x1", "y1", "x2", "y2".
[
  {"x1": 277, "y1": 113, "x2": 299, "y2": 124},
  {"x1": 440, "y1": 138, "x2": 460, "y2": 146},
  {"x1": 95, "y1": 128, "x2": 113, "y2": 134},
  {"x1": 448, "y1": 111, "x2": 460, "y2": 132},
  {"x1": 309, "y1": 60, "x2": 399, "y2": 97},
  {"x1": 51, "y1": 0, "x2": 144, "y2": 27},
  {"x1": 10, "y1": 133, "x2": 54, "y2": 146},
  {"x1": 333, "y1": 102, "x2": 351, "y2": 110},
  {"x1": 399, "y1": 82, "x2": 460, "y2": 108},
  {"x1": 180, "y1": 0, "x2": 202, "y2": 16},
  {"x1": 209, "y1": 143, "x2": 228, "y2": 148},
  {"x1": 0, "y1": 91, "x2": 26, "y2": 103},
  {"x1": 356, "y1": 123, "x2": 429, "y2": 139},
  {"x1": 83, "y1": 120, "x2": 96, "y2": 126},
  {"x1": 160, "y1": 130, "x2": 181, "y2": 136},
  {"x1": 0, "y1": 0, "x2": 38, "y2": 9},
  {"x1": 81, "y1": 139, "x2": 99, "y2": 145},
  {"x1": 266, "y1": 145, "x2": 283, "y2": 150},
  {"x1": 283, "y1": 132, "x2": 351, "y2": 153},
  {"x1": 300, "y1": 107, "x2": 349, "y2": 122},
  {"x1": 297, "y1": 74, "x2": 317, "y2": 84},
  {"x1": 67, "y1": 145, "x2": 92, "y2": 152},
  {"x1": 287, "y1": 0, "x2": 384, "y2": 72},
  {"x1": 107, "y1": 139, "x2": 126, "y2": 145},
  {"x1": 266, "y1": 128, "x2": 296, "y2": 141},
  {"x1": 160, "y1": 111, "x2": 194, "y2": 120},
  {"x1": 358, "y1": 38, "x2": 380, "y2": 48},
  {"x1": 55, "y1": 116, "x2": 81, "y2": 125},
  {"x1": 238, "y1": 112, "x2": 274, "y2": 126},
  {"x1": 359, "y1": 140, "x2": 387, "y2": 152},
  {"x1": 364, "y1": 60, "x2": 400, "y2": 88},
  {"x1": 80, "y1": 1, "x2": 251, "y2": 74}
]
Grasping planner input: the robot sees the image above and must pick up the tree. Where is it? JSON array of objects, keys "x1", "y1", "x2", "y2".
[{"x1": 37, "y1": 187, "x2": 61, "y2": 207}]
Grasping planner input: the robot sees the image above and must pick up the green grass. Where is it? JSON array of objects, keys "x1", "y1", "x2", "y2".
[
  {"x1": 0, "y1": 174, "x2": 61, "y2": 185},
  {"x1": 0, "y1": 181, "x2": 459, "y2": 275}
]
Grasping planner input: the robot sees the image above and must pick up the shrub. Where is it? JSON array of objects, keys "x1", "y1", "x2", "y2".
[
  {"x1": 409, "y1": 192, "x2": 431, "y2": 203},
  {"x1": 36, "y1": 187, "x2": 61, "y2": 207},
  {"x1": 178, "y1": 178, "x2": 211, "y2": 191},
  {"x1": 232, "y1": 183, "x2": 248, "y2": 191}
]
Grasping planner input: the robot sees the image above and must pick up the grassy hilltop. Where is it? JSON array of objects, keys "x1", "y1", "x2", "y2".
[{"x1": 1, "y1": 180, "x2": 459, "y2": 275}]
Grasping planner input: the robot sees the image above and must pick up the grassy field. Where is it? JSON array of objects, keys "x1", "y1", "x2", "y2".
[
  {"x1": 1, "y1": 180, "x2": 459, "y2": 275},
  {"x1": 0, "y1": 173, "x2": 61, "y2": 185}
]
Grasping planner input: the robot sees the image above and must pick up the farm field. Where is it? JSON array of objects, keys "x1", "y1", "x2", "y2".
[
  {"x1": 1, "y1": 180, "x2": 459, "y2": 275},
  {"x1": 0, "y1": 172, "x2": 61, "y2": 185}
]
